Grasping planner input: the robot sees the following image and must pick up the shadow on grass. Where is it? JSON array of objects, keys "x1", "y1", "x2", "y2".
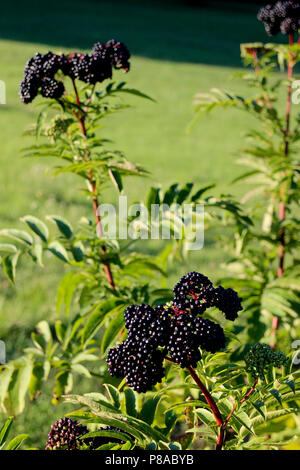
[{"x1": 0, "y1": 0, "x2": 286, "y2": 68}]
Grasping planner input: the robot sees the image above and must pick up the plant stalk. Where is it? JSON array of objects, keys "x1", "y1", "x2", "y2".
[
  {"x1": 71, "y1": 78, "x2": 116, "y2": 290},
  {"x1": 272, "y1": 33, "x2": 294, "y2": 346}
]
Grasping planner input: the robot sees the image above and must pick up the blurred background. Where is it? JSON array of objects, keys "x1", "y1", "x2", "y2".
[{"x1": 0, "y1": 0, "x2": 287, "y2": 447}]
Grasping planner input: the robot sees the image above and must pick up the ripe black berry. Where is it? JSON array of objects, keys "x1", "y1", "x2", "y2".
[
  {"x1": 173, "y1": 271, "x2": 215, "y2": 316},
  {"x1": 213, "y1": 286, "x2": 243, "y2": 321},
  {"x1": 92, "y1": 39, "x2": 130, "y2": 72},
  {"x1": 41, "y1": 77, "x2": 65, "y2": 99},
  {"x1": 258, "y1": 2, "x2": 300, "y2": 36}
]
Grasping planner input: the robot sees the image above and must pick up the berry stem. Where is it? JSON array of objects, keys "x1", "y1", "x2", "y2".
[
  {"x1": 186, "y1": 365, "x2": 225, "y2": 450},
  {"x1": 71, "y1": 78, "x2": 116, "y2": 290},
  {"x1": 272, "y1": 32, "x2": 294, "y2": 346},
  {"x1": 222, "y1": 378, "x2": 258, "y2": 429}
]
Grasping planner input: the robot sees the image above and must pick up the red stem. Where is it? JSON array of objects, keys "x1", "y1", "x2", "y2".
[
  {"x1": 222, "y1": 379, "x2": 258, "y2": 428},
  {"x1": 165, "y1": 357, "x2": 225, "y2": 449},
  {"x1": 71, "y1": 79, "x2": 115, "y2": 290},
  {"x1": 186, "y1": 366, "x2": 223, "y2": 428},
  {"x1": 272, "y1": 33, "x2": 294, "y2": 345}
]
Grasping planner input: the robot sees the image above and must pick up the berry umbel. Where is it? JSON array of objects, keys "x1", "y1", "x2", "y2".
[
  {"x1": 20, "y1": 40, "x2": 131, "y2": 104},
  {"x1": 258, "y1": 2, "x2": 300, "y2": 36},
  {"x1": 45, "y1": 418, "x2": 88, "y2": 450},
  {"x1": 107, "y1": 272, "x2": 242, "y2": 392},
  {"x1": 245, "y1": 343, "x2": 287, "y2": 380}
]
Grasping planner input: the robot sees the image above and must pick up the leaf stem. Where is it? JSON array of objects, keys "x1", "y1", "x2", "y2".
[{"x1": 222, "y1": 378, "x2": 258, "y2": 428}]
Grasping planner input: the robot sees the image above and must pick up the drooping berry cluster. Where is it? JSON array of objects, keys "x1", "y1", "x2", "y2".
[
  {"x1": 245, "y1": 343, "x2": 287, "y2": 380},
  {"x1": 107, "y1": 272, "x2": 242, "y2": 393},
  {"x1": 172, "y1": 272, "x2": 242, "y2": 321},
  {"x1": 92, "y1": 39, "x2": 131, "y2": 72},
  {"x1": 107, "y1": 304, "x2": 169, "y2": 392},
  {"x1": 45, "y1": 418, "x2": 88, "y2": 450},
  {"x1": 258, "y1": 2, "x2": 300, "y2": 36},
  {"x1": 20, "y1": 40, "x2": 130, "y2": 104}
]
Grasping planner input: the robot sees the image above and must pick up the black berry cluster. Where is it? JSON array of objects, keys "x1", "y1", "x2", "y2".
[
  {"x1": 107, "y1": 304, "x2": 169, "y2": 392},
  {"x1": 172, "y1": 272, "x2": 242, "y2": 321},
  {"x1": 92, "y1": 39, "x2": 130, "y2": 72},
  {"x1": 258, "y1": 2, "x2": 300, "y2": 36},
  {"x1": 167, "y1": 314, "x2": 226, "y2": 368},
  {"x1": 45, "y1": 418, "x2": 88, "y2": 450},
  {"x1": 107, "y1": 272, "x2": 242, "y2": 393},
  {"x1": 245, "y1": 343, "x2": 287, "y2": 380},
  {"x1": 20, "y1": 39, "x2": 131, "y2": 104},
  {"x1": 20, "y1": 52, "x2": 63, "y2": 103}
]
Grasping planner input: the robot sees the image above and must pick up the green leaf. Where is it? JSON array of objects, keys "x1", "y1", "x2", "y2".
[
  {"x1": 146, "y1": 187, "x2": 161, "y2": 212},
  {"x1": 0, "y1": 244, "x2": 17, "y2": 254},
  {"x1": 104, "y1": 384, "x2": 120, "y2": 409},
  {"x1": 80, "y1": 430, "x2": 133, "y2": 445},
  {"x1": 0, "y1": 417, "x2": 13, "y2": 446},
  {"x1": 163, "y1": 183, "x2": 179, "y2": 205},
  {"x1": 53, "y1": 370, "x2": 72, "y2": 402},
  {"x1": 2, "y1": 252, "x2": 20, "y2": 284},
  {"x1": 176, "y1": 183, "x2": 193, "y2": 205},
  {"x1": 28, "y1": 363, "x2": 44, "y2": 400},
  {"x1": 21, "y1": 215, "x2": 49, "y2": 242},
  {"x1": 169, "y1": 442, "x2": 182, "y2": 450},
  {"x1": 48, "y1": 241, "x2": 69, "y2": 262},
  {"x1": 0, "y1": 366, "x2": 14, "y2": 407},
  {"x1": 46, "y1": 215, "x2": 73, "y2": 239},
  {"x1": 117, "y1": 88, "x2": 155, "y2": 102},
  {"x1": 284, "y1": 379, "x2": 295, "y2": 394},
  {"x1": 140, "y1": 396, "x2": 160, "y2": 425},
  {"x1": 8, "y1": 360, "x2": 33, "y2": 415},
  {"x1": 5, "y1": 434, "x2": 28, "y2": 450},
  {"x1": 0, "y1": 229, "x2": 33, "y2": 246},
  {"x1": 191, "y1": 184, "x2": 216, "y2": 201},
  {"x1": 269, "y1": 389, "x2": 282, "y2": 406},
  {"x1": 101, "y1": 307, "x2": 125, "y2": 353},
  {"x1": 196, "y1": 409, "x2": 216, "y2": 426},
  {"x1": 36, "y1": 321, "x2": 52, "y2": 344},
  {"x1": 82, "y1": 299, "x2": 125, "y2": 347},
  {"x1": 124, "y1": 388, "x2": 137, "y2": 417},
  {"x1": 108, "y1": 169, "x2": 123, "y2": 193}
]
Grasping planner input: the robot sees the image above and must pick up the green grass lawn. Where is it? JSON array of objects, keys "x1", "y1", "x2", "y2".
[{"x1": 0, "y1": 0, "x2": 286, "y2": 448}]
